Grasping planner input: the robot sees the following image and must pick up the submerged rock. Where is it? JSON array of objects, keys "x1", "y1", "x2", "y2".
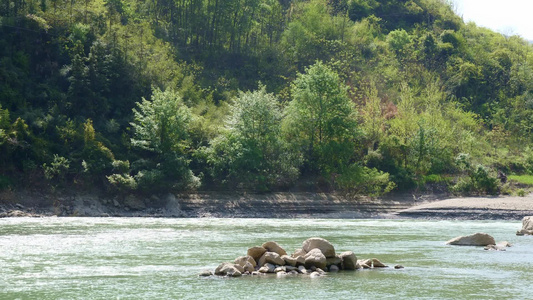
[
  {"x1": 199, "y1": 270, "x2": 213, "y2": 277},
  {"x1": 394, "y1": 265, "x2": 404, "y2": 269},
  {"x1": 484, "y1": 241, "x2": 512, "y2": 251},
  {"x1": 446, "y1": 233, "x2": 496, "y2": 246},
  {"x1": 302, "y1": 237, "x2": 335, "y2": 258}
]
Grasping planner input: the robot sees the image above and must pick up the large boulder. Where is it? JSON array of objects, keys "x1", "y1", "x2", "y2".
[
  {"x1": 258, "y1": 251, "x2": 285, "y2": 266},
  {"x1": 446, "y1": 233, "x2": 496, "y2": 246},
  {"x1": 339, "y1": 251, "x2": 358, "y2": 270},
  {"x1": 234, "y1": 255, "x2": 257, "y2": 268},
  {"x1": 517, "y1": 216, "x2": 533, "y2": 236},
  {"x1": 247, "y1": 246, "x2": 267, "y2": 263},
  {"x1": 262, "y1": 241, "x2": 287, "y2": 256},
  {"x1": 303, "y1": 248, "x2": 327, "y2": 270},
  {"x1": 302, "y1": 237, "x2": 335, "y2": 258},
  {"x1": 214, "y1": 263, "x2": 243, "y2": 277}
]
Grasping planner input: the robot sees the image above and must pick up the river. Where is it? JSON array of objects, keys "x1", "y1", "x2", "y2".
[{"x1": 0, "y1": 218, "x2": 530, "y2": 299}]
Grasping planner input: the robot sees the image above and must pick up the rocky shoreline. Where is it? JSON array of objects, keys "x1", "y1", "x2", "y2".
[{"x1": 1, "y1": 190, "x2": 532, "y2": 220}]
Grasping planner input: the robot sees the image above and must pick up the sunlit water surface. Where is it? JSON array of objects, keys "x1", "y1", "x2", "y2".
[{"x1": 0, "y1": 218, "x2": 531, "y2": 299}]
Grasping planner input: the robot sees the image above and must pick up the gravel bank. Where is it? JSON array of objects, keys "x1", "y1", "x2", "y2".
[{"x1": 394, "y1": 194, "x2": 533, "y2": 220}]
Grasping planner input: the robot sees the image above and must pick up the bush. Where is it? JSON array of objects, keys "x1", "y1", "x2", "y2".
[
  {"x1": 452, "y1": 164, "x2": 499, "y2": 195},
  {"x1": 106, "y1": 174, "x2": 137, "y2": 191},
  {"x1": 336, "y1": 164, "x2": 396, "y2": 197}
]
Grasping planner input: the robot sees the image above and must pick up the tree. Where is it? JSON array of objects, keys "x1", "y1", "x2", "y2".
[
  {"x1": 283, "y1": 61, "x2": 358, "y2": 175},
  {"x1": 204, "y1": 86, "x2": 300, "y2": 190},
  {"x1": 130, "y1": 87, "x2": 198, "y2": 191}
]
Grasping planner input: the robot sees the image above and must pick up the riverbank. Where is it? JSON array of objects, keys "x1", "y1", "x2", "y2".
[
  {"x1": 393, "y1": 194, "x2": 533, "y2": 220},
  {"x1": 1, "y1": 190, "x2": 532, "y2": 220}
]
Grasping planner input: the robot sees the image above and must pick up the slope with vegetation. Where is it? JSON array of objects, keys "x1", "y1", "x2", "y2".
[{"x1": 0, "y1": 0, "x2": 532, "y2": 199}]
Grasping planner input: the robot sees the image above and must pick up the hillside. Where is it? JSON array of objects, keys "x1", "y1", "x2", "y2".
[{"x1": 1, "y1": 0, "x2": 532, "y2": 198}]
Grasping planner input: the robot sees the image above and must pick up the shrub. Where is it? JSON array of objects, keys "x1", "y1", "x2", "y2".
[{"x1": 336, "y1": 164, "x2": 396, "y2": 197}]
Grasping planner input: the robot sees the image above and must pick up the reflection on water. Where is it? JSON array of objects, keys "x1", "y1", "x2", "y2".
[{"x1": 0, "y1": 218, "x2": 531, "y2": 299}]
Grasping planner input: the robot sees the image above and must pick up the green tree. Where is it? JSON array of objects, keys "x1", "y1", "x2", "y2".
[
  {"x1": 283, "y1": 61, "x2": 358, "y2": 175},
  {"x1": 130, "y1": 87, "x2": 198, "y2": 191},
  {"x1": 204, "y1": 86, "x2": 300, "y2": 190}
]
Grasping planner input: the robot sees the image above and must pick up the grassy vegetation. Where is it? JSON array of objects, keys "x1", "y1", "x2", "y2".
[{"x1": 508, "y1": 175, "x2": 533, "y2": 186}]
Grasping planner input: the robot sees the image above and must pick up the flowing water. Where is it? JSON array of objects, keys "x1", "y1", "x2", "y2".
[{"x1": 0, "y1": 217, "x2": 531, "y2": 299}]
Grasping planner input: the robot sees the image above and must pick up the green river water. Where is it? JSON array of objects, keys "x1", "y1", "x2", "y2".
[{"x1": 0, "y1": 217, "x2": 531, "y2": 299}]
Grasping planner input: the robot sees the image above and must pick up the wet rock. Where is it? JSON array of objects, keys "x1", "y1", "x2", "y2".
[
  {"x1": 372, "y1": 258, "x2": 387, "y2": 268},
  {"x1": 262, "y1": 241, "x2": 287, "y2": 256},
  {"x1": 247, "y1": 246, "x2": 267, "y2": 263},
  {"x1": 484, "y1": 241, "x2": 512, "y2": 251},
  {"x1": 258, "y1": 252, "x2": 285, "y2": 267},
  {"x1": 214, "y1": 263, "x2": 243, "y2": 277},
  {"x1": 258, "y1": 266, "x2": 270, "y2": 273},
  {"x1": 199, "y1": 270, "x2": 213, "y2": 277},
  {"x1": 446, "y1": 233, "x2": 496, "y2": 246},
  {"x1": 288, "y1": 270, "x2": 299, "y2": 275},
  {"x1": 394, "y1": 265, "x2": 404, "y2": 269},
  {"x1": 277, "y1": 271, "x2": 288, "y2": 277},
  {"x1": 302, "y1": 237, "x2": 336, "y2": 258},
  {"x1": 329, "y1": 265, "x2": 339, "y2": 272},
  {"x1": 358, "y1": 259, "x2": 372, "y2": 269},
  {"x1": 285, "y1": 266, "x2": 298, "y2": 272},
  {"x1": 274, "y1": 266, "x2": 286, "y2": 273},
  {"x1": 304, "y1": 248, "x2": 327, "y2": 270},
  {"x1": 309, "y1": 271, "x2": 321, "y2": 278},
  {"x1": 326, "y1": 255, "x2": 342, "y2": 268},
  {"x1": 298, "y1": 265, "x2": 308, "y2": 274},
  {"x1": 339, "y1": 251, "x2": 358, "y2": 270}
]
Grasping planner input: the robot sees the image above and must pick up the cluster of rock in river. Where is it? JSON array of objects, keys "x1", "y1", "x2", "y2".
[{"x1": 203, "y1": 237, "x2": 396, "y2": 278}]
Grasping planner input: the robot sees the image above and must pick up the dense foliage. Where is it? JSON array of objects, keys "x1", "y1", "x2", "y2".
[{"x1": 1, "y1": 0, "x2": 532, "y2": 196}]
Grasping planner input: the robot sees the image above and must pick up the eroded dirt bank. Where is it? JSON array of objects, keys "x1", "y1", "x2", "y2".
[{"x1": 1, "y1": 190, "x2": 531, "y2": 220}]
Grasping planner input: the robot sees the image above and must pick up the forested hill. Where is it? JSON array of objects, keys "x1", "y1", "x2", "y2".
[{"x1": 1, "y1": 0, "x2": 532, "y2": 196}]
